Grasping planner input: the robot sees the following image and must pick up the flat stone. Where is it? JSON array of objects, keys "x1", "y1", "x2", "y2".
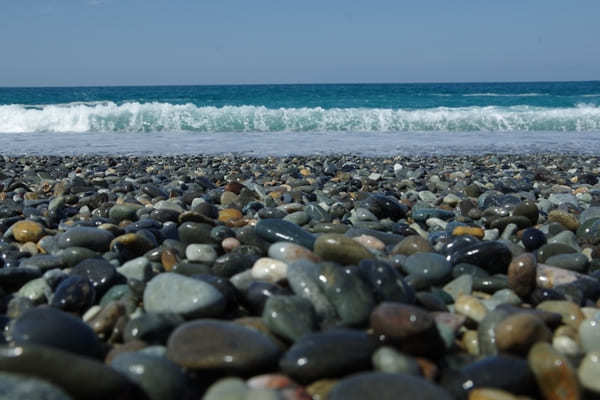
[
  {"x1": 109, "y1": 203, "x2": 142, "y2": 223},
  {"x1": 391, "y1": 235, "x2": 433, "y2": 255},
  {"x1": 545, "y1": 253, "x2": 589, "y2": 272},
  {"x1": 329, "y1": 372, "x2": 452, "y2": 400},
  {"x1": 255, "y1": 219, "x2": 316, "y2": 250},
  {"x1": 143, "y1": 273, "x2": 226, "y2": 318},
  {"x1": 166, "y1": 319, "x2": 281, "y2": 373},
  {"x1": 279, "y1": 330, "x2": 377, "y2": 383},
  {"x1": 0, "y1": 344, "x2": 146, "y2": 400},
  {"x1": 527, "y1": 342, "x2": 580, "y2": 400},
  {"x1": 313, "y1": 234, "x2": 373, "y2": 265},
  {"x1": 8, "y1": 306, "x2": 103, "y2": 358},
  {"x1": 57, "y1": 227, "x2": 114, "y2": 252}
]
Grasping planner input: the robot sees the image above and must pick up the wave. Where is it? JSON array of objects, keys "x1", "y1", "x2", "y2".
[
  {"x1": 1, "y1": 101, "x2": 600, "y2": 133},
  {"x1": 462, "y1": 93, "x2": 549, "y2": 97}
]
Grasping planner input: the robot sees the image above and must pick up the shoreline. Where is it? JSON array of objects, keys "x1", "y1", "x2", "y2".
[{"x1": 0, "y1": 152, "x2": 599, "y2": 398}]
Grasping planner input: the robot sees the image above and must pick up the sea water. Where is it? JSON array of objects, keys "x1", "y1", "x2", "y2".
[{"x1": 0, "y1": 81, "x2": 599, "y2": 155}]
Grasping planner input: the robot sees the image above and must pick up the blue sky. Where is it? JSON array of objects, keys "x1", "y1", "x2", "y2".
[{"x1": 1, "y1": 0, "x2": 599, "y2": 86}]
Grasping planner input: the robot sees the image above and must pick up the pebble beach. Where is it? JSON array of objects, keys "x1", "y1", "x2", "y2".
[{"x1": 1, "y1": 152, "x2": 600, "y2": 400}]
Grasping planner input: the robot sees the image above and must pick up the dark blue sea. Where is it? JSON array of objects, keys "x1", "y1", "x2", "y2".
[{"x1": 1, "y1": 81, "x2": 599, "y2": 155}]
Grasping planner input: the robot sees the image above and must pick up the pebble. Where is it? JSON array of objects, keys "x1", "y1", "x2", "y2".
[
  {"x1": 143, "y1": 272, "x2": 226, "y2": 318},
  {"x1": 0, "y1": 154, "x2": 599, "y2": 398},
  {"x1": 577, "y1": 351, "x2": 600, "y2": 394},
  {"x1": 166, "y1": 319, "x2": 281, "y2": 372},
  {"x1": 528, "y1": 342, "x2": 580, "y2": 400},
  {"x1": 313, "y1": 233, "x2": 373, "y2": 265},
  {"x1": 11, "y1": 220, "x2": 44, "y2": 243}
]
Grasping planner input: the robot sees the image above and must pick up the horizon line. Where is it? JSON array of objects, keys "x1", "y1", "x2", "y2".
[{"x1": 1, "y1": 78, "x2": 599, "y2": 90}]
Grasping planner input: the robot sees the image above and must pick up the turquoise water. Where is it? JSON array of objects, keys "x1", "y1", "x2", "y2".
[{"x1": 0, "y1": 81, "x2": 599, "y2": 154}]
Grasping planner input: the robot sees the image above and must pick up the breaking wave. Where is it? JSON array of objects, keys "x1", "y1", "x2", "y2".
[{"x1": 1, "y1": 101, "x2": 600, "y2": 133}]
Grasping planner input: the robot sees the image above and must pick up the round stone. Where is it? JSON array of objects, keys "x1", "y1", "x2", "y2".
[
  {"x1": 521, "y1": 228, "x2": 547, "y2": 251},
  {"x1": 143, "y1": 273, "x2": 226, "y2": 318},
  {"x1": 166, "y1": 319, "x2": 280, "y2": 373},
  {"x1": 185, "y1": 243, "x2": 218, "y2": 263},
  {"x1": 12, "y1": 220, "x2": 44, "y2": 243}
]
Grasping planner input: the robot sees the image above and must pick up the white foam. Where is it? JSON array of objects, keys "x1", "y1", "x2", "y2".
[{"x1": 1, "y1": 101, "x2": 600, "y2": 133}]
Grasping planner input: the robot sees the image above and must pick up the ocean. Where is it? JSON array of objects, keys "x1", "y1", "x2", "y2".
[{"x1": 1, "y1": 81, "x2": 599, "y2": 156}]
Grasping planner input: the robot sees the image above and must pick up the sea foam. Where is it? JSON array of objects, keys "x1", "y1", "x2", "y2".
[{"x1": 1, "y1": 101, "x2": 600, "y2": 133}]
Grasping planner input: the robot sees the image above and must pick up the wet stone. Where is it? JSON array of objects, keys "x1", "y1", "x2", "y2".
[
  {"x1": 527, "y1": 342, "x2": 580, "y2": 400},
  {"x1": 448, "y1": 241, "x2": 512, "y2": 274},
  {"x1": 313, "y1": 234, "x2": 374, "y2": 265},
  {"x1": 12, "y1": 220, "x2": 44, "y2": 243},
  {"x1": 262, "y1": 295, "x2": 317, "y2": 342},
  {"x1": 0, "y1": 372, "x2": 73, "y2": 400},
  {"x1": 50, "y1": 276, "x2": 96, "y2": 313},
  {"x1": 166, "y1": 319, "x2": 281, "y2": 373},
  {"x1": 279, "y1": 329, "x2": 377, "y2": 383},
  {"x1": 8, "y1": 306, "x2": 103, "y2": 359},
  {"x1": 507, "y1": 253, "x2": 537, "y2": 298},
  {"x1": 57, "y1": 226, "x2": 114, "y2": 252},
  {"x1": 329, "y1": 372, "x2": 452, "y2": 400},
  {"x1": 255, "y1": 218, "x2": 316, "y2": 250},
  {"x1": 110, "y1": 352, "x2": 187, "y2": 400},
  {"x1": 143, "y1": 272, "x2": 226, "y2": 318},
  {"x1": 401, "y1": 252, "x2": 452, "y2": 286},
  {"x1": 70, "y1": 258, "x2": 122, "y2": 297}
]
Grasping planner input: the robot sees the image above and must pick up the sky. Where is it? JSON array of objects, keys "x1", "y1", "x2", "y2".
[{"x1": 1, "y1": 0, "x2": 599, "y2": 86}]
